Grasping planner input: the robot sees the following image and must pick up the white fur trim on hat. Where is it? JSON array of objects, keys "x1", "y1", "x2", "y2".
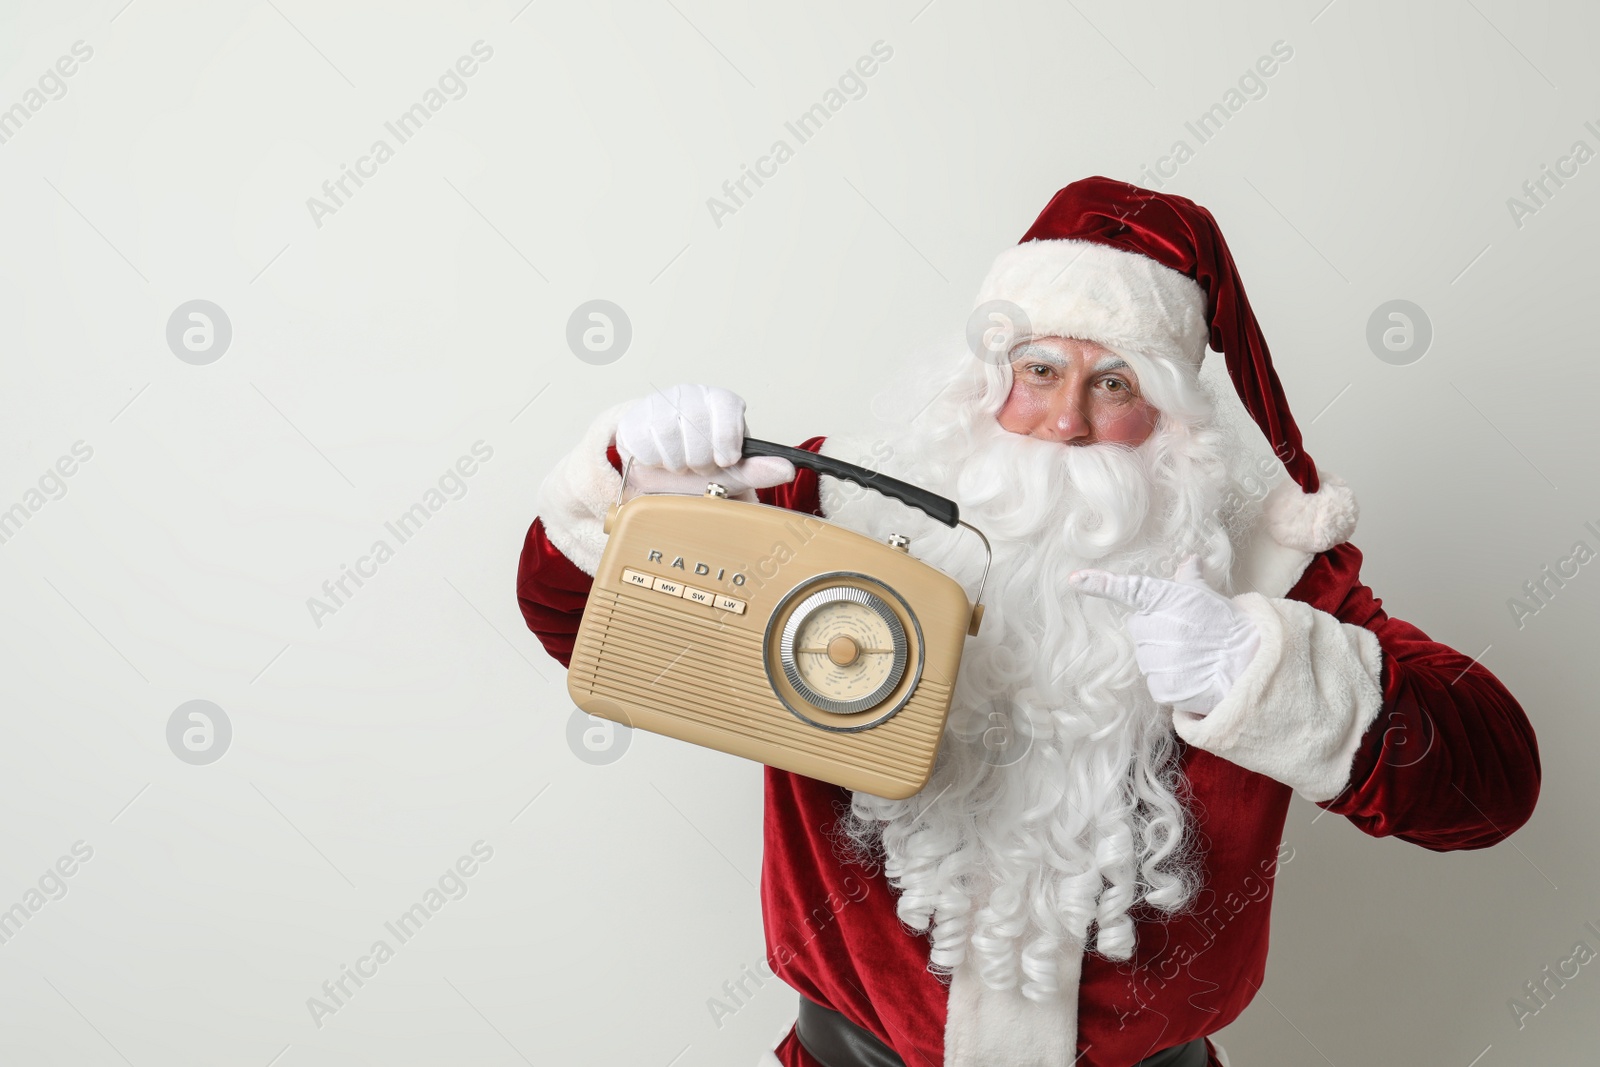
[
  {"x1": 974, "y1": 239, "x2": 1209, "y2": 365},
  {"x1": 1262, "y1": 470, "x2": 1359, "y2": 555}
]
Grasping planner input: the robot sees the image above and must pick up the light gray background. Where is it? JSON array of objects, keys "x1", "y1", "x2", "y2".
[{"x1": 1, "y1": 1, "x2": 1595, "y2": 1064}]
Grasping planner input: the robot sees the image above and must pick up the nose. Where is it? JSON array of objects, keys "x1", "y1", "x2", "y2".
[{"x1": 1038, "y1": 383, "x2": 1092, "y2": 443}]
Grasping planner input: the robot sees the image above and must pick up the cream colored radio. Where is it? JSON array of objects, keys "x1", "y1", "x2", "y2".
[{"x1": 566, "y1": 438, "x2": 991, "y2": 799}]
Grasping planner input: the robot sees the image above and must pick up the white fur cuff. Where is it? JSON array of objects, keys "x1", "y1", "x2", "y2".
[
  {"x1": 1172, "y1": 593, "x2": 1384, "y2": 803},
  {"x1": 532, "y1": 399, "x2": 634, "y2": 576}
]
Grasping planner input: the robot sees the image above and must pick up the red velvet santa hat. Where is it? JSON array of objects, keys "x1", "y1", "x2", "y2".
[{"x1": 974, "y1": 176, "x2": 1357, "y2": 554}]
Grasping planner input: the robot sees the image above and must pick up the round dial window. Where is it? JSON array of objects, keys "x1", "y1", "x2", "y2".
[{"x1": 774, "y1": 583, "x2": 910, "y2": 720}]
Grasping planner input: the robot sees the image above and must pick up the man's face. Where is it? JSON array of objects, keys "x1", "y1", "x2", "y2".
[{"x1": 996, "y1": 336, "x2": 1160, "y2": 447}]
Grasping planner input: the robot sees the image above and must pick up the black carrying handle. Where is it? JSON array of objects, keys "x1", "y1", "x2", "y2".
[{"x1": 741, "y1": 437, "x2": 959, "y2": 528}]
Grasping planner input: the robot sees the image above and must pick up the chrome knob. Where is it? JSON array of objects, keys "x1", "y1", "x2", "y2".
[
  {"x1": 886, "y1": 533, "x2": 910, "y2": 552},
  {"x1": 705, "y1": 482, "x2": 729, "y2": 498}
]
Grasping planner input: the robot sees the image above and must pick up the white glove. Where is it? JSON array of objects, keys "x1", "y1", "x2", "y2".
[
  {"x1": 1067, "y1": 555, "x2": 1260, "y2": 717},
  {"x1": 613, "y1": 384, "x2": 795, "y2": 499}
]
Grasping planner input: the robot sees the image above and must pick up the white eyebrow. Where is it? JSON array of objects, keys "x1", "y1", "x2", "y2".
[
  {"x1": 1009, "y1": 345, "x2": 1131, "y2": 375},
  {"x1": 1009, "y1": 343, "x2": 1066, "y2": 367}
]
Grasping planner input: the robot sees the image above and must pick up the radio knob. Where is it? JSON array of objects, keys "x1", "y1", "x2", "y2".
[
  {"x1": 705, "y1": 482, "x2": 729, "y2": 498},
  {"x1": 886, "y1": 533, "x2": 910, "y2": 552},
  {"x1": 827, "y1": 635, "x2": 860, "y2": 666}
]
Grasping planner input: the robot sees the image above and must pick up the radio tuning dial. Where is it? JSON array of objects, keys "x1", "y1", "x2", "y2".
[{"x1": 771, "y1": 581, "x2": 913, "y2": 723}]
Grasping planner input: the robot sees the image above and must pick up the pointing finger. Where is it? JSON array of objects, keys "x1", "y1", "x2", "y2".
[{"x1": 1069, "y1": 569, "x2": 1186, "y2": 614}]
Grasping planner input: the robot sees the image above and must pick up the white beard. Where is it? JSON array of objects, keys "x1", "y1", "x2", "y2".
[{"x1": 826, "y1": 341, "x2": 1253, "y2": 1002}]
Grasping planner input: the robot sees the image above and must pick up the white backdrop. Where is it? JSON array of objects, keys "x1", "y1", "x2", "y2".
[{"x1": 2, "y1": 1, "x2": 1596, "y2": 1064}]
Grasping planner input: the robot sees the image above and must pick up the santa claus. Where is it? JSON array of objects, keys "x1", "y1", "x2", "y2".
[{"x1": 516, "y1": 178, "x2": 1540, "y2": 1067}]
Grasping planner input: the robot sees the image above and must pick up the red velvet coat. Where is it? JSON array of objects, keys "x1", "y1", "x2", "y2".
[{"x1": 515, "y1": 436, "x2": 1540, "y2": 1067}]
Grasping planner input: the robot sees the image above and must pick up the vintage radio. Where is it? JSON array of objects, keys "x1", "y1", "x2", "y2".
[{"x1": 566, "y1": 438, "x2": 991, "y2": 799}]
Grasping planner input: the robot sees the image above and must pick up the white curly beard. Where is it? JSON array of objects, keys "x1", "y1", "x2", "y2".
[{"x1": 825, "y1": 343, "x2": 1248, "y2": 1003}]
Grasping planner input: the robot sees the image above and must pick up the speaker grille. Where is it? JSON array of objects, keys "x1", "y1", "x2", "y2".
[{"x1": 571, "y1": 590, "x2": 948, "y2": 789}]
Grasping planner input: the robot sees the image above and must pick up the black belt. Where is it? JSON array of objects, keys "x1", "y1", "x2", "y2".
[{"x1": 796, "y1": 993, "x2": 1209, "y2": 1067}]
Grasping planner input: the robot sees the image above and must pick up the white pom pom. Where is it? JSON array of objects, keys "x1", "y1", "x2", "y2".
[{"x1": 1263, "y1": 471, "x2": 1359, "y2": 553}]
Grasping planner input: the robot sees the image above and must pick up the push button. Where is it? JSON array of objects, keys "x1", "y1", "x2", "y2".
[{"x1": 623, "y1": 568, "x2": 741, "y2": 613}]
